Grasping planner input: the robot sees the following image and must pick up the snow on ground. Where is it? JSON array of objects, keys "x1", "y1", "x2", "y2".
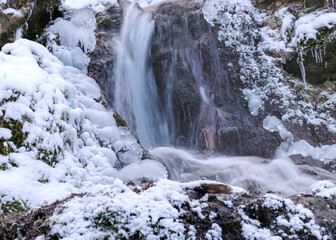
[
  {"x1": 62, "y1": 0, "x2": 118, "y2": 12},
  {"x1": 310, "y1": 180, "x2": 336, "y2": 199},
  {"x1": 50, "y1": 179, "x2": 188, "y2": 239},
  {"x1": 240, "y1": 194, "x2": 328, "y2": 240},
  {"x1": 61, "y1": 0, "x2": 167, "y2": 12},
  {"x1": 49, "y1": 179, "x2": 329, "y2": 240},
  {"x1": 0, "y1": 38, "x2": 170, "y2": 211}
]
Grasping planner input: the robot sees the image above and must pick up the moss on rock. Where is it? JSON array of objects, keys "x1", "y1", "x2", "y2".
[
  {"x1": 113, "y1": 111, "x2": 128, "y2": 128},
  {"x1": 0, "y1": 196, "x2": 28, "y2": 218}
]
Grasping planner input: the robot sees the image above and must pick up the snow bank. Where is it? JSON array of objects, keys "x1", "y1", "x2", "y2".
[
  {"x1": 285, "y1": 140, "x2": 336, "y2": 162},
  {"x1": 241, "y1": 194, "x2": 328, "y2": 240},
  {"x1": 44, "y1": 8, "x2": 96, "y2": 73},
  {"x1": 310, "y1": 180, "x2": 336, "y2": 199},
  {"x1": 61, "y1": 0, "x2": 167, "y2": 12},
  {"x1": 262, "y1": 116, "x2": 336, "y2": 162},
  {"x1": 62, "y1": 0, "x2": 118, "y2": 12},
  {"x1": 293, "y1": 12, "x2": 336, "y2": 47},
  {"x1": 51, "y1": 178, "x2": 327, "y2": 240},
  {"x1": 0, "y1": 39, "x2": 162, "y2": 209},
  {"x1": 50, "y1": 179, "x2": 194, "y2": 239}
]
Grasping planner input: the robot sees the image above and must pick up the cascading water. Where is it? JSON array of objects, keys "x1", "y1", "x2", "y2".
[
  {"x1": 150, "y1": 147, "x2": 336, "y2": 195},
  {"x1": 113, "y1": 2, "x2": 169, "y2": 148},
  {"x1": 110, "y1": 1, "x2": 336, "y2": 196}
]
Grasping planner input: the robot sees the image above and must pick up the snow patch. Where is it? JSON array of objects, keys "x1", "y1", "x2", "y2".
[
  {"x1": 310, "y1": 180, "x2": 336, "y2": 199},
  {"x1": 0, "y1": 39, "x2": 145, "y2": 208}
]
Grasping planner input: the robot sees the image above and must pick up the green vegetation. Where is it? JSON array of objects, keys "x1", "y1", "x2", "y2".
[
  {"x1": 1, "y1": 119, "x2": 26, "y2": 148},
  {"x1": 97, "y1": 16, "x2": 112, "y2": 28},
  {"x1": 113, "y1": 111, "x2": 128, "y2": 127},
  {"x1": 0, "y1": 196, "x2": 28, "y2": 218},
  {"x1": 95, "y1": 91, "x2": 109, "y2": 109},
  {"x1": 93, "y1": 205, "x2": 180, "y2": 240},
  {"x1": 37, "y1": 149, "x2": 59, "y2": 167},
  {"x1": 299, "y1": 26, "x2": 336, "y2": 52}
]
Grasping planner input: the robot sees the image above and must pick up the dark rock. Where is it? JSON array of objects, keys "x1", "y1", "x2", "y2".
[
  {"x1": 24, "y1": 0, "x2": 62, "y2": 41},
  {"x1": 0, "y1": 0, "x2": 62, "y2": 47},
  {"x1": 290, "y1": 195, "x2": 336, "y2": 239},
  {"x1": 0, "y1": 193, "x2": 85, "y2": 240},
  {"x1": 284, "y1": 38, "x2": 336, "y2": 85},
  {"x1": 88, "y1": 5, "x2": 123, "y2": 106},
  {"x1": 290, "y1": 154, "x2": 336, "y2": 175},
  {"x1": 151, "y1": 0, "x2": 282, "y2": 157},
  {"x1": 0, "y1": 11, "x2": 12, "y2": 47},
  {"x1": 1, "y1": 183, "x2": 335, "y2": 240},
  {"x1": 191, "y1": 183, "x2": 232, "y2": 195}
]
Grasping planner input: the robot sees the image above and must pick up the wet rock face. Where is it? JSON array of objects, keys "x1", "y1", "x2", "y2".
[
  {"x1": 0, "y1": 11, "x2": 12, "y2": 45},
  {"x1": 24, "y1": 0, "x2": 62, "y2": 41},
  {"x1": 88, "y1": 0, "x2": 283, "y2": 157},
  {"x1": 151, "y1": 0, "x2": 282, "y2": 157},
  {"x1": 88, "y1": 6, "x2": 123, "y2": 106}
]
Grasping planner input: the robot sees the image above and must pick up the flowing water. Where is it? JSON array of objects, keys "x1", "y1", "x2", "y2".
[
  {"x1": 113, "y1": 2, "x2": 169, "y2": 148},
  {"x1": 112, "y1": 3, "x2": 335, "y2": 195},
  {"x1": 151, "y1": 147, "x2": 336, "y2": 196}
]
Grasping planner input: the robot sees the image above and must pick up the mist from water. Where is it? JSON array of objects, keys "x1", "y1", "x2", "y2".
[{"x1": 150, "y1": 147, "x2": 335, "y2": 195}]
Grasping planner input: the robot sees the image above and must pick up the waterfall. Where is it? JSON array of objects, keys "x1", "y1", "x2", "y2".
[
  {"x1": 113, "y1": 3, "x2": 169, "y2": 149},
  {"x1": 106, "y1": 0, "x2": 335, "y2": 196},
  {"x1": 298, "y1": 52, "x2": 307, "y2": 87}
]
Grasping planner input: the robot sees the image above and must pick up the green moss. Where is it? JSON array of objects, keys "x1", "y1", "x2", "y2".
[
  {"x1": 1, "y1": 119, "x2": 26, "y2": 149},
  {"x1": 93, "y1": 206, "x2": 178, "y2": 240},
  {"x1": 113, "y1": 111, "x2": 128, "y2": 127},
  {"x1": 0, "y1": 159, "x2": 18, "y2": 171},
  {"x1": 95, "y1": 91, "x2": 109, "y2": 109},
  {"x1": 61, "y1": 111, "x2": 70, "y2": 123},
  {"x1": 298, "y1": 26, "x2": 336, "y2": 53},
  {"x1": 97, "y1": 16, "x2": 112, "y2": 28},
  {"x1": 93, "y1": 207, "x2": 129, "y2": 239},
  {"x1": 1, "y1": 90, "x2": 20, "y2": 104},
  {"x1": 37, "y1": 149, "x2": 58, "y2": 167},
  {"x1": 0, "y1": 140, "x2": 15, "y2": 156},
  {"x1": 0, "y1": 116, "x2": 26, "y2": 156},
  {"x1": 0, "y1": 196, "x2": 28, "y2": 218}
]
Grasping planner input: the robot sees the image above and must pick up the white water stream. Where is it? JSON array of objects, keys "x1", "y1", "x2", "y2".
[
  {"x1": 113, "y1": 3, "x2": 169, "y2": 148},
  {"x1": 150, "y1": 147, "x2": 336, "y2": 195}
]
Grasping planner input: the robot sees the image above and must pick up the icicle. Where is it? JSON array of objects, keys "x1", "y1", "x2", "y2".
[
  {"x1": 298, "y1": 52, "x2": 307, "y2": 88},
  {"x1": 319, "y1": 48, "x2": 323, "y2": 63},
  {"x1": 325, "y1": 0, "x2": 336, "y2": 9},
  {"x1": 15, "y1": 1, "x2": 35, "y2": 41},
  {"x1": 311, "y1": 47, "x2": 324, "y2": 63},
  {"x1": 15, "y1": 26, "x2": 23, "y2": 40}
]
